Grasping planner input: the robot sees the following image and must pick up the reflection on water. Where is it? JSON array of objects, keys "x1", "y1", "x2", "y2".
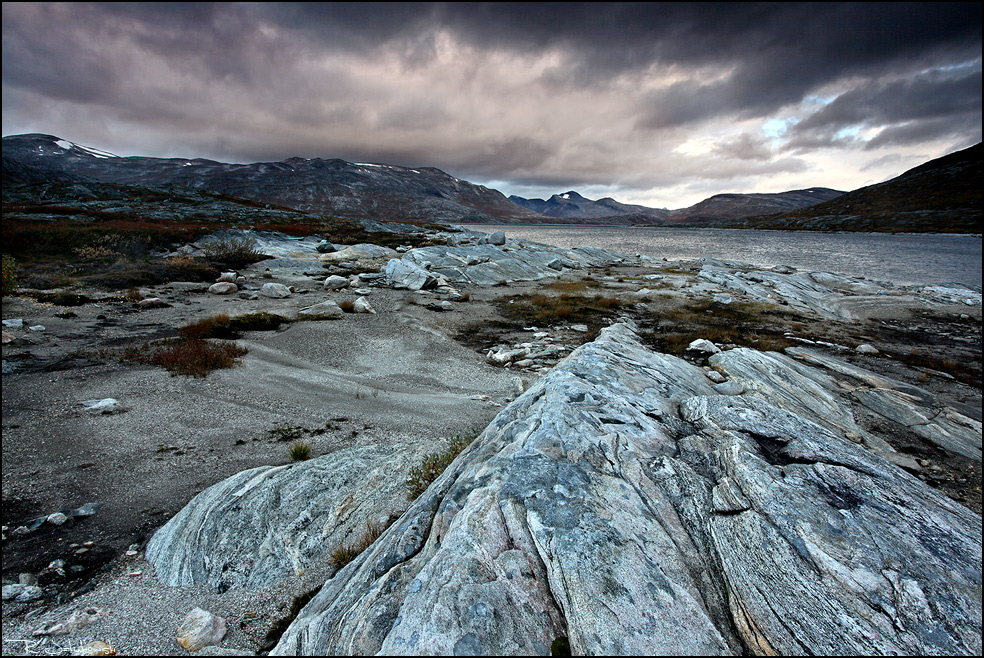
[{"x1": 464, "y1": 225, "x2": 983, "y2": 289}]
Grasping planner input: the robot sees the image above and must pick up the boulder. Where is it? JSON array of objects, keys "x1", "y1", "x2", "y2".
[
  {"x1": 384, "y1": 259, "x2": 438, "y2": 291},
  {"x1": 488, "y1": 231, "x2": 506, "y2": 246},
  {"x1": 259, "y1": 283, "x2": 291, "y2": 299},
  {"x1": 207, "y1": 282, "x2": 238, "y2": 295},
  {"x1": 323, "y1": 275, "x2": 349, "y2": 290},
  {"x1": 176, "y1": 608, "x2": 226, "y2": 652},
  {"x1": 270, "y1": 323, "x2": 981, "y2": 656}
]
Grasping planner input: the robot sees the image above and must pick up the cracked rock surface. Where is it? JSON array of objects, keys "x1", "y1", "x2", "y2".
[{"x1": 267, "y1": 323, "x2": 981, "y2": 655}]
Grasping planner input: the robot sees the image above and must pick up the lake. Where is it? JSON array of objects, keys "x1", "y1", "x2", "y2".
[{"x1": 463, "y1": 225, "x2": 983, "y2": 289}]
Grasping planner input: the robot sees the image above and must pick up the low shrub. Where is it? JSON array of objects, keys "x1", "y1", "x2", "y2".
[
  {"x1": 180, "y1": 312, "x2": 288, "y2": 339},
  {"x1": 287, "y1": 440, "x2": 312, "y2": 461},
  {"x1": 406, "y1": 431, "x2": 479, "y2": 500},
  {"x1": 2, "y1": 254, "x2": 17, "y2": 296},
  {"x1": 330, "y1": 519, "x2": 388, "y2": 568},
  {"x1": 200, "y1": 237, "x2": 266, "y2": 269},
  {"x1": 123, "y1": 338, "x2": 247, "y2": 377}
]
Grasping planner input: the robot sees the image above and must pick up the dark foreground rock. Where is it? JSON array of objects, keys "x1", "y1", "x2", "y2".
[{"x1": 151, "y1": 322, "x2": 978, "y2": 655}]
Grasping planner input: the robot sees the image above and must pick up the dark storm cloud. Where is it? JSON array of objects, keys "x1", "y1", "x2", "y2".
[{"x1": 2, "y1": 2, "x2": 981, "y2": 206}]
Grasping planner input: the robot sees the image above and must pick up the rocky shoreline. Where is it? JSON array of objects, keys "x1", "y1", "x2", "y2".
[{"x1": 2, "y1": 227, "x2": 980, "y2": 655}]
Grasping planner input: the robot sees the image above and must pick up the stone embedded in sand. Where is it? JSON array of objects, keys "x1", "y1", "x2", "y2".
[
  {"x1": 296, "y1": 300, "x2": 344, "y2": 319},
  {"x1": 260, "y1": 283, "x2": 291, "y2": 298},
  {"x1": 176, "y1": 608, "x2": 227, "y2": 652},
  {"x1": 353, "y1": 296, "x2": 375, "y2": 314},
  {"x1": 208, "y1": 282, "x2": 238, "y2": 295},
  {"x1": 35, "y1": 607, "x2": 110, "y2": 636},
  {"x1": 81, "y1": 398, "x2": 120, "y2": 414}
]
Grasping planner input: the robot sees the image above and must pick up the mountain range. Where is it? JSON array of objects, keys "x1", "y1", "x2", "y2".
[
  {"x1": 732, "y1": 142, "x2": 982, "y2": 233},
  {"x1": 3, "y1": 133, "x2": 979, "y2": 231}
]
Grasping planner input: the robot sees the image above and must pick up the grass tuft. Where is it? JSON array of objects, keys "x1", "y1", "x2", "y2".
[
  {"x1": 330, "y1": 519, "x2": 389, "y2": 569},
  {"x1": 406, "y1": 430, "x2": 479, "y2": 500},
  {"x1": 123, "y1": 337, "x2": 247, "y2": 377},
  {"x1": 287, "y1": 440, "x2": 312, "y2": 461}
]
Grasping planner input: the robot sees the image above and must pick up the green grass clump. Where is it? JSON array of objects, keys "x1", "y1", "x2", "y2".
[
  {"x1": 200, "y1": 237, "x2": 267, "y2": 268},
  {"x1": 123, "y1": 338, "x2": 247, "y2": 377},
  {"x1": 2, "y1": 254, "x2": 17, "y2": 296},
  {"x1": 330, "y1": 519, "x2": 389, "y2": 568},
  {"x1": 406, "y1": 431, "x2": 479, "y2": 501},
  {"x1": 180, "y1": 312, "x2": 288, "y2": 339},
  {"x1": 288, "y1": 440, "x2": 312, "y2": 461}
]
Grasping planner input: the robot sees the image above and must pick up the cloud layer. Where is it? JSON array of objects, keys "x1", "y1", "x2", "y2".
[{"x1": 3, "y1": 2, "x2": 980, "y2": 207}]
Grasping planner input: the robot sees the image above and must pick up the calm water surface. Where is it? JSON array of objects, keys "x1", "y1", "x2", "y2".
[{"x1": 465, "y1": 225, "x2": 982, "y2": 289}]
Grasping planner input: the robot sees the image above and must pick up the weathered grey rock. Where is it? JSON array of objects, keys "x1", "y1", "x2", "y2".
[
  {"x1": 319, "y1": 243, "x2": 396, "y2": 264},
  {"x1": 14, "y1": 585, "x2": 42, "y2": 602},
  {"x1": 488, "y1": 231, "x2": 506, "y2": 245},
  {"x1": 713, "y1": 380, "x2": 744, "y2": 395},
  {"x1": 217, "y1": 272, "x2": 238, "y2": 283},
  {"x1": 208, "y1": 282, "x2": 238, "y2": 295},
  {"x1": 384, "y1": 259, "x2": 438, "y2": 290},
  {"x1": 46, "y1": 512, "x2": 69, "y2": 526},
  {"x1": 147, "y1": 444, "x2": 420, "y2": 590},
  {"x1": 323, "y1": 275, "x2": 349, "y2": 290},
  {"x1": 2, "y1": 584, "x2": 25, "y2": 601},
  {"x1": 786, "y1": 347, "x2": 982, "y2": 462},
  {"x1": 391, "y1": 239, "x2": 641, "y2": 287},
  {"x1": 855, "y1": 343, "x2": 879, "y2": 354},
  {"x1": 176, "y1": 608, "x2": 227, "y2": 652},
  {"x1": 271, "y1": 324, "x2": 980, "y2": 656},
  {"x1": 260, "y1": 283, "x2": 291, "y2": 299},
  {"x1": 296, "y1": 300, "x2": 344, "y2": 320},
  {"x1": 137, "y1": 297, "x2": 168, "y2": 309}
]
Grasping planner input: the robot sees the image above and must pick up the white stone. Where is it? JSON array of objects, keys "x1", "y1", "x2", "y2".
[
  {"x1": 323, "y1": 275, "x2": 349, "y2": 290},
  {"x1": 176, "y1": 608, "x2": 227, "y2": 652},
  {"x1": 688, "y1": 338, "x2": 721, "y2": 354},
  {"x1": 81, "y1": 398, "x2": 120, "y2": 414},
  {"x1": 353, "y1": 296, "x2": 375, "y2": 314},
  {"x1": 208, "y1": 282, "x2": 238, "y2": 295},
  {"x1": 855, "y1": 344, "x2": 879, "y2": 355},
  {"x1": 217, "y1": 272, "x2": 238, "y2": 283},
  {"x1": 260, "y1": 283, "x2": 292, "y2": 298}
]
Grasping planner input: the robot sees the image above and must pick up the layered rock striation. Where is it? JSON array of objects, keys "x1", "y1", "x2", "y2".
[{"x1": 193, "y1": 322, "x2": 981, "y2": 655}]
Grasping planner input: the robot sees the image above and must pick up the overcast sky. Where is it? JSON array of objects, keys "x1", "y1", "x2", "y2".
[{"x1": 3, "y1": 2, "x2": 981, "y2": 208}]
